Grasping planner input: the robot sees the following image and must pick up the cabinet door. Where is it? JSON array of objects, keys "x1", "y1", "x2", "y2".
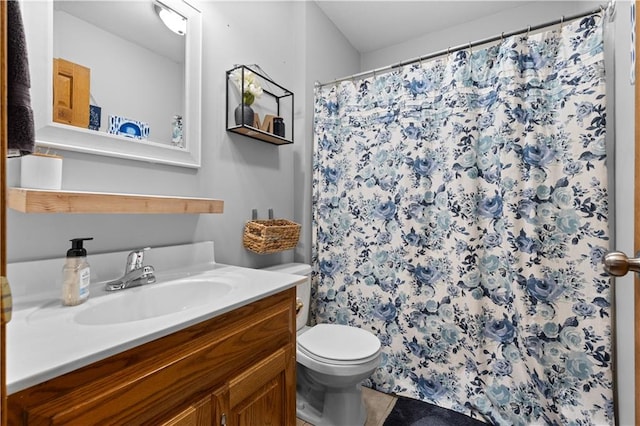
[
  {"x1": 225, "y1": 347, "x2": 295, "y2": 426},
  {"x1": 161, "y1": 396, "x2": 213, "y2": 426}
]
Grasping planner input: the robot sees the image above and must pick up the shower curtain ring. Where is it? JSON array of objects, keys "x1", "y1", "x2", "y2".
[
  {"x1": 560, "y1": 15, "x2": 565, "y2": 30},
  {"x1": 527, "y1": 25, "x2": 531, "y2": 38}
]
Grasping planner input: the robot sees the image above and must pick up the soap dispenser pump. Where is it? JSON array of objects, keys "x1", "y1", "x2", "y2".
[{"x1": 62, "y1": 237, "x2": 93, "y2": 306}]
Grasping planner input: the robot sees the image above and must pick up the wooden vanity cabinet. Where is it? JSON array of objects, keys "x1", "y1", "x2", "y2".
[
  {"x1": 8, "y1": 288, "x2": 297, "y2": 425},
  {"x1": 164, "y1": 346, "x2": 291, "y2": 426}
]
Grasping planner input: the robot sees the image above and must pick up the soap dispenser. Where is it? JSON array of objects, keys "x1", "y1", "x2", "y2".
[{"x1": 62, "y1": 237, "x2": 93, "y2": 306}]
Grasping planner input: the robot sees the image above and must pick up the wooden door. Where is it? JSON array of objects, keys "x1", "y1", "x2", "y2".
[
  {"x1": 636, "y1": 10, "x2": 640, "y2": 424},
  {"x1": 52, "y1": 58, "x2": 90, "y2": 128},
  {"x1": 0, "y1": 2, "x2": 7, "y2": 425}
]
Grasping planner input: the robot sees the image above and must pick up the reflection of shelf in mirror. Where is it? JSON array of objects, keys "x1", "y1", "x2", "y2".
[
  {"x1": 8, "y1": 188, "x2": 224, "y2": 214},
  {"x1": 51, "y1": 121, "x2": 183, "y2": 150},
  {"x1": 228, "y1": 125, "x2": 293, "y2": 146}
]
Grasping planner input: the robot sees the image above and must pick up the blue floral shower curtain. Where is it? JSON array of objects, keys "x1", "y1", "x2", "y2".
[{"x1": 312, "y1": 14, "x2": 613, "y2": 425}]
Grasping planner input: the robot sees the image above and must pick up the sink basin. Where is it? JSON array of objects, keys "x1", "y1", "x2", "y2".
[{"x1": 74, "y1": 278, "x2": 234, "y2": 325}]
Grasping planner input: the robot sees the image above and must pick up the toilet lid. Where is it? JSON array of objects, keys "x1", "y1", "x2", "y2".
[{"x1": 298, "y1": 324, "x2": 381, "y2": 362}]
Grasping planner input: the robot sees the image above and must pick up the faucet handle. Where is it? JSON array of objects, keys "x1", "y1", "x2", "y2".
[{"x1": 126, "y1": 247, "x2": 150, "y2": 272}]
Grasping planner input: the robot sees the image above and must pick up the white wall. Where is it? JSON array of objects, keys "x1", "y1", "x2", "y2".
[
  {"x1": 12, "y1": 1, "x2": 303, "y2": 269},
  {"x1": 361, "y1": 1, "x2": 603, "y2": 70},
  {"x1": 12, "y1": 0, "x2": 357, "y2": 268}
]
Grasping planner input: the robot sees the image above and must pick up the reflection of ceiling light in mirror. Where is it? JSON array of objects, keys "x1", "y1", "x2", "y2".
[{"x1": 154, "y1": 2, "x2": 186, "y2": 36}]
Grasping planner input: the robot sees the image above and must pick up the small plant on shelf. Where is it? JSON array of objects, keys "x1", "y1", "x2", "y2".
[{"x1": 230, "y1": 68, "x2": 263, "y2": 106}]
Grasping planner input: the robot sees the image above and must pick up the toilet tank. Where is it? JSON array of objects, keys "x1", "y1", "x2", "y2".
[{"x1": 261, "y1": 263, "x2": 311, "y2": 331}]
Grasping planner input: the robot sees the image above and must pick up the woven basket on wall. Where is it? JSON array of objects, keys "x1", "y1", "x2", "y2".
[{"x1": 243, "y1": 219, "x2": 301, "y2": 254}]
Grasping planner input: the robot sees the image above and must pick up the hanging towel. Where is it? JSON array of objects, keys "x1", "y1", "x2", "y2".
[{"x1": 7, "y1": 0, "x2": 35, "y2": 156}]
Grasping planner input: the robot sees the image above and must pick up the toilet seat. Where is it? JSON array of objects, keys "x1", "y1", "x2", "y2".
[{"x1": 298, "y1": 324, "x2": 381, "y2": 365}]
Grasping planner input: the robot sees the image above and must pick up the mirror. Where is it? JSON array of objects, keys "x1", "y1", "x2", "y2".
[{"x1": 22, "y1": 0, "x2": 202, "y2": 168}]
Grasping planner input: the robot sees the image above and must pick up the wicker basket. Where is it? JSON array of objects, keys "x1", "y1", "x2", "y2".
[{"x1": 243, "y1": 219, "x2": 301, "y2": 254}]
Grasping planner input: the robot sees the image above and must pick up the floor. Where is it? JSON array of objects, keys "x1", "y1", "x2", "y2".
[{"x1": 296, "y1": 387, "x2": 397, "y2": 426}]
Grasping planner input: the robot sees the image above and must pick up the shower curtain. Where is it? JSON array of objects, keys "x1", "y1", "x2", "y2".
[{"x1": 312, "y1": 13, "x2": 612, "y2": 425}]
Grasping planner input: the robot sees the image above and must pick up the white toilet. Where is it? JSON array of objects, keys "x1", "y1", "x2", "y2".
[{"x1": 262, "y1": 263, "x2": 381, "y2": 426}]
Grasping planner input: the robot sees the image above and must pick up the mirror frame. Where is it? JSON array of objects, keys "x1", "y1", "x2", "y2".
[{"x1": 24, "y1": 0, "x2": 202, "y2": 168}]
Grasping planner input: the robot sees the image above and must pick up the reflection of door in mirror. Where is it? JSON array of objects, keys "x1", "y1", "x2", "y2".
[
  {"x1": 52, "y1": 58, "x2": 90, "y2": 128},
  {"x1": 53, "y1": 1, "x2": 185, "y2": 145}
]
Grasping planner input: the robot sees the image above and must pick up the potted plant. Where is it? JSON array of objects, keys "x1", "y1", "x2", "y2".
[{"x1": 230, "y1": 67, "x2": 263, "y2": 126}]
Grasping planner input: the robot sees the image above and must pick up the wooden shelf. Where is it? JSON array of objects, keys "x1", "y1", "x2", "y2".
[
  {"x1": 228, "y1": 125, "x2": 293, "y2": 146},
  {"x1": 8, "y1": 188, "x2": 224, "y2": 214}
]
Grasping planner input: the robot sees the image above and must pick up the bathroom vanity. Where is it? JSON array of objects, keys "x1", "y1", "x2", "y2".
[
  {"x1": 5, "y1": 242, "x2": 300, "y2": 425},
  {"x1": 8, "y1": 289, "x2": 296, "y2": 425}
]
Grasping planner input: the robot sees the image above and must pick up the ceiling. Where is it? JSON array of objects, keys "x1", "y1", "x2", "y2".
[{"x1": 314, "y1": 1, "x2": 533, "y2": 53}]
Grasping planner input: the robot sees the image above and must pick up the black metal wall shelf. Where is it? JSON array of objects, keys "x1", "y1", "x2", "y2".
[{"x1": 226, "y1": 65, "x2": 294, "y2": 146}]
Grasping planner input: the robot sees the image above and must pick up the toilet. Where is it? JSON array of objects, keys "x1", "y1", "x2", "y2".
[{"x1": 262, "y1": 263, "x2": 381, "y2": 426}]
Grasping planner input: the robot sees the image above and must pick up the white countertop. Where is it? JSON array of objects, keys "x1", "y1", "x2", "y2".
[{"x1": 6, "y1": 242, "x2": 303, "y2": 394}]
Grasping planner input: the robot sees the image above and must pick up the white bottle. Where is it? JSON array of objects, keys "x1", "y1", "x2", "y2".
[{"x1": 62, "y1": 237, "x2": 93, "y2": 306}]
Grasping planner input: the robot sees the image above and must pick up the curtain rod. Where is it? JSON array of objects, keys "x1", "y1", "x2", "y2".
[{"x1": 316, "y1": 1, "x2": 614, "y2": 88}]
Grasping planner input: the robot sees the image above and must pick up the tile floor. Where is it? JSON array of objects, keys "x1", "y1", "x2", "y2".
[{"x1": 296, "y1": 387, "x2": 397, "y2": 426}]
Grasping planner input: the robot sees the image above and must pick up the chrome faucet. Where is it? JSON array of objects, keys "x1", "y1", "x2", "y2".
[{"x1": 105, "y1": 247, "x2": 156, "y2": 291}]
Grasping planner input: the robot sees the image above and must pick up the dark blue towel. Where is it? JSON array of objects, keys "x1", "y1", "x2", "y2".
[{"x1": 7, "y1": 0, "x2": 35, "y2": 156}]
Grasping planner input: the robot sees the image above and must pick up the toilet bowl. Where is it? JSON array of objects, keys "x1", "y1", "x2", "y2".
[{"x1": 262, "y1": 263, "x2": 381, "y2": 426}]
